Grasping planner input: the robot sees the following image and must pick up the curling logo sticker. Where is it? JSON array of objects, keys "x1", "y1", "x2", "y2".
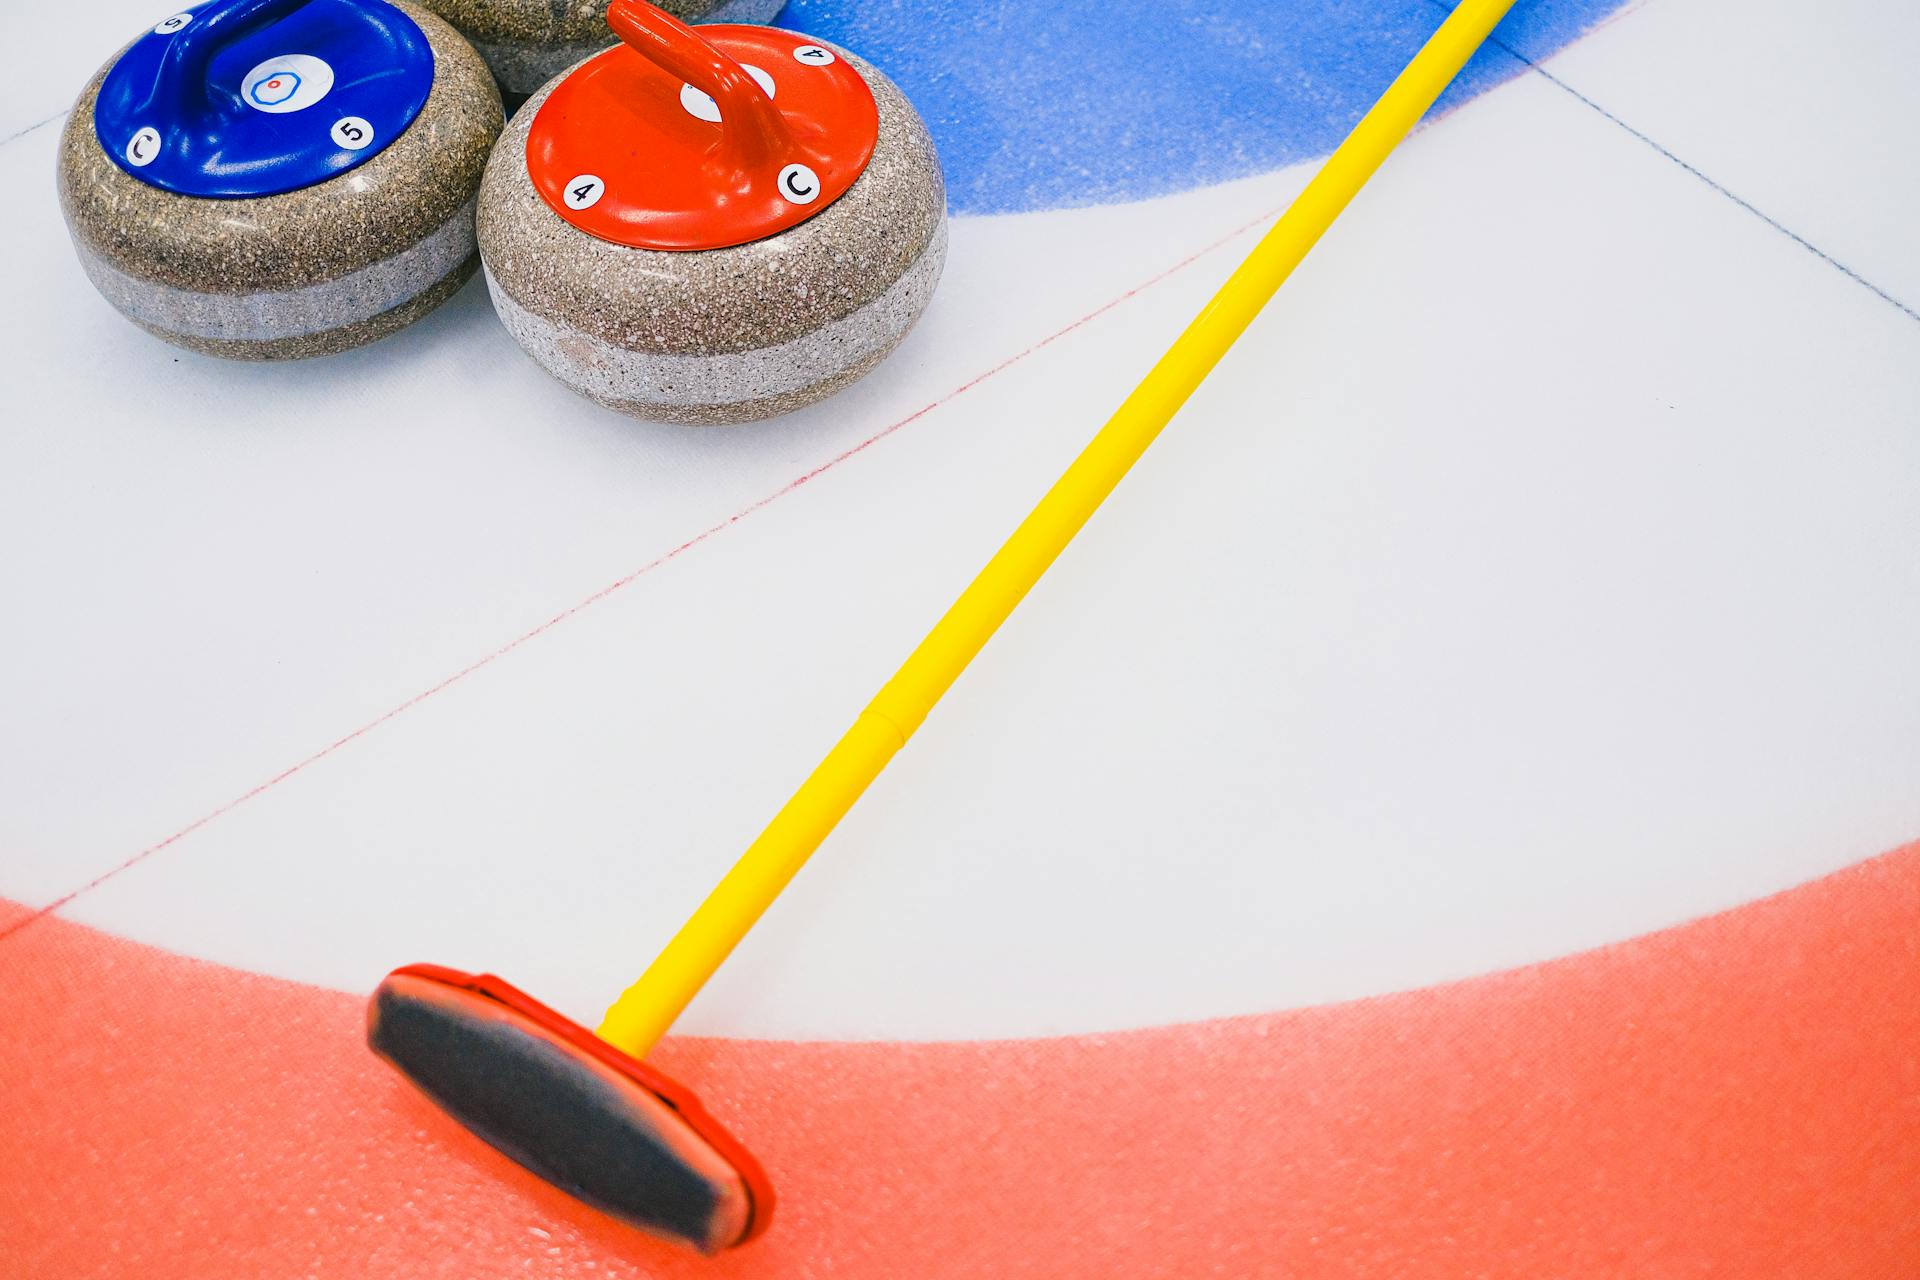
[
  {"x1": 251, "y1": 72, "x2": 301, "y2": 106},
  {"x1": 242, "y1": 55, "x2": 335, "y2": 114}
]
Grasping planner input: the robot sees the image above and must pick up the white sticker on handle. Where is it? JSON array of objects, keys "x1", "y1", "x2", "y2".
[
  {"x1": 778, "y1": 163, "x2": 821, "y2": 205},
  {"x1": 563, "y1": 175, "x2": 605, "y2": 210},
  {"x1": 125, "y1": 127, "x2": 162, "y2": 167},
  {"x1": 241, "y1": 54, "x2": 336, "y2": 115},
  {"x1": 331, "y1": 117, "x2": 375, "y2": 151},
  {"x1": 679, "y1": 64, "x2": 777, "y2": 123}
]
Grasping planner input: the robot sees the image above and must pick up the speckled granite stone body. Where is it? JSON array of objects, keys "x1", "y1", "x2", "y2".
[
  {"x1": 478, "y1": 45, "x2": 947, "y2": 424},
  {"x1": 421, "y1": 0, "x2": 783, "y2": 97},
  {"x1": 57, "y1": 1, "x2": 503, "y2": 361}
]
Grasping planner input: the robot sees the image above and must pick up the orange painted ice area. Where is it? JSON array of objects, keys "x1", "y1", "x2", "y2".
[{"x1": 4, "y1": 844, "x2": 1917, "y2": 1278}]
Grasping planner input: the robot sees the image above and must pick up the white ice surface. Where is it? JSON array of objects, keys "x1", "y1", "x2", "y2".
[
  {"x1": 0, "y1": 0, "x2": 190, "y2": 138},
  {"x1": 2, "y1": 1, "x2": 1918, "y2": 1040},
  {"x1": 1538, "y1": 0, "x2": 1920, "y2": 312}
]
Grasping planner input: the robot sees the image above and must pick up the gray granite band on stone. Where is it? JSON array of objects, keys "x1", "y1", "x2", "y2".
[
  {"x1": 70, "y1": 198, "x2": 479, "y2": 343},
  {"x1": 474, "y1": 38, "x2": 615, "y2": 97},
  {"x1": 484, "y1": 216, "x2": 945, "y2": 411}
]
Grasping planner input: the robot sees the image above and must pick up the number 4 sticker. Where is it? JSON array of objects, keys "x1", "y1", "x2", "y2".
[{"x1": 563, "y1": 175, "x2": 605, "y2": 210}]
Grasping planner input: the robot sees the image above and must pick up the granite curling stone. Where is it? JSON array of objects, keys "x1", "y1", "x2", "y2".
[
  {"x1": 418, "y1": 0, "x2": 785, "y2": 103},
  {"x1": 478, "y1": 0, "x2": 946, "y2": 425},
  {"x1": 58, "y1": 0, "x2": 504, "y2": 361}
]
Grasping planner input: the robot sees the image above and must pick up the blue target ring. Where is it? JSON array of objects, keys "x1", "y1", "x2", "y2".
[
  {"x1": 778, "y1": 0, "x2": 1632, "y2": 215},
  {"x1": 95, "y1": 0, "x2": 435, "y2": 199}
]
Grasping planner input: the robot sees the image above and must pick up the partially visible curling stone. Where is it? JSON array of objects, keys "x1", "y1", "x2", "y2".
[
  {"x1": 417, "y1": 0, "x2": 786, "y2": 104},
  {"x1": 478, "y1": 0, "x2": 947, "y2": 425},
  {"x1": 58, "y1": 0, "x2": 503, "y2": 360}
]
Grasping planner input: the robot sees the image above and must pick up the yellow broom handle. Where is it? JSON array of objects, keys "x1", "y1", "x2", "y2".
[{"x1": 600, "y1": 0, "x2": 1520, "y2": 1056}]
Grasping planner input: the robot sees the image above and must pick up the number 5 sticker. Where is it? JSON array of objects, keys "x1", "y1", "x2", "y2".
[{"x1": 331, "y1": 117, "x2": 374, "y2": 151}]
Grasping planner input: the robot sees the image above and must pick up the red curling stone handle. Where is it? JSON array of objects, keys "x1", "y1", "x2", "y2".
[
  {"x1": 605, "y1": 0, "x2": 789, "y2": 173},
  {"x1": 524, "y1": 0, "x2": 880, "y2": 251}
]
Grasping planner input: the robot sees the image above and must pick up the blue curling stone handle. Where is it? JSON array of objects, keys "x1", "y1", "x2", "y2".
[{"x1": 95, "y1": 0, "x2": 434, "y2": 198}]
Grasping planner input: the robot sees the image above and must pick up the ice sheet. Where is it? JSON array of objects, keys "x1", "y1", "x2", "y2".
[{"x1": 3, "y1": 0, "x2": 1917, "y2": 1042}]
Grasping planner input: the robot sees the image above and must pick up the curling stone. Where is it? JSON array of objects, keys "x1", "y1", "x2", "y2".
[
  {"x1": 477, "y1": 0, "x2": 947, "y2": 425},
  {"x1": 418, "y1": 0, "x2": 786, "y2": 103},
  {"x1": 58, "y1": 0, "x2": 503, "y2": 361}
]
